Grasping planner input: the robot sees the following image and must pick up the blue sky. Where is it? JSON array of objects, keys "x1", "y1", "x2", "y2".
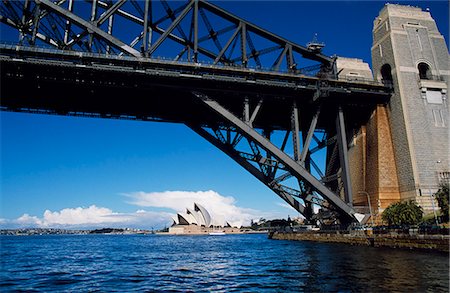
[{"x1": 1, "y1": 1, "x2": 448, "y2": 229}]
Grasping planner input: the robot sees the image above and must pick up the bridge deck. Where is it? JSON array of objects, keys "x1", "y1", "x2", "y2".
[{"x1": 0, "y1": 44, "x2": 390, "y2": 131}]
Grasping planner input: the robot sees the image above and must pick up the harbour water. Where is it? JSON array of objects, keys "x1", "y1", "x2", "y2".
[{"x1": 1, "y1": 234, "x2": 448, "y2": 292}]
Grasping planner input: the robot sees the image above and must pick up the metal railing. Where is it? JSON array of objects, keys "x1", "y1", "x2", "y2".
[
  {"x1": 0, "y1": 42, "x2": 320, "y2": 78},
  {"x1": 0, "y1": 42, "x2": 394, "y2": 93}
]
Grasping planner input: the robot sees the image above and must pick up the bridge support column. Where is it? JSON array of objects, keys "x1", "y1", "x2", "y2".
[{"x1": 336, "y1": 107, "x2": 353, "y2": 206}]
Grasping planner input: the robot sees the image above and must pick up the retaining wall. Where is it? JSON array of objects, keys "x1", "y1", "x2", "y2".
[{"x1": 270, "y1": 231, "x2": 449, "y2": 252}]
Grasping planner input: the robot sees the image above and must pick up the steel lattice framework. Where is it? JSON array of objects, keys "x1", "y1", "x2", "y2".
[
  {"x1": 0, "y1": 0, "x2": 391, "y2": 226},
  {"x1": 0, "y1": 0, "x2": 332, "y2": 72}
]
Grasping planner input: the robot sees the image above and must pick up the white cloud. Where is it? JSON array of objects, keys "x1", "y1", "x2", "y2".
[
  {"x1": 1, "y1": 190, "x2": 293, "y2": 229},
  {"x1": 276, "y1": 202, "x2": 297, "y2": 211},
  {"x1": 16, "y1": 214, "x2": 43, "y2": 226},
  {"x1": 125, "y1": 190, "x2": 267, "y2": 227},
  {"x1": 2, "y1": 205, "x2": 174, "y2": 229},
  {"x1": 42, "y1": 206, "x2": 123, "y2": 225}
]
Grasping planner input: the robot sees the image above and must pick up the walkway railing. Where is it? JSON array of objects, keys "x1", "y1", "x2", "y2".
[{"x1": 0, "y1": 42, "x2": 389, "y2": 88}]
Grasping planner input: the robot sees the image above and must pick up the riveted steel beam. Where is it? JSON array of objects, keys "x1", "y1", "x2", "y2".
[
  {"x1": 37, "y1": 0, "x2": 140, "y2": 56},
  {"x1": 148, "y1": 1, "x2": 193, "y2": 56},
  {"x1": 187, "y1": 122, "x2": 307, "y2": 216},
  {"x1": 1, "y1": 0, "x2": 334, "y2": 73},
  {"x1": 193, "y1": 92, "x2": 357, "y2": 223},
  {"x1": 213, "y1": 23, "x2": 241, "y2": 65},
  {"x1": 291, "y1": 101, "x2": 301, "y2": 162},
  {"x1": 300, "y1": 105, "x2": 321, "y2": 163},
  {"x1": 336, "y1": 107, "x2": 353, "y2": 205},
  {"x1": 197, "y1": 0, "x2": 333, "y2": 64}
]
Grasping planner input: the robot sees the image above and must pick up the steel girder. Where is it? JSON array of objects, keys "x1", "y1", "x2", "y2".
[
  {"x1": 188, "y1": 92, "x2": 361, "y2": 225},
  {"x1": 0, "y1": 0, "x2": 333, "y2": 75}
]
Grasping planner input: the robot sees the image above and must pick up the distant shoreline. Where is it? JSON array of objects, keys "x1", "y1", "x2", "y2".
[
  {"x1": 155, "y1": 230, "x2": 267, "y2": 236},
  {"x1": 0, "y1": 228, "x2": 153, "y2": 236},
  {"x1": 0, "y1": 228, "x2": 268, "y2": 236}
]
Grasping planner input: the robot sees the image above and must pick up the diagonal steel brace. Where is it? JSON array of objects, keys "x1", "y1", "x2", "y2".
[{"x1": 192, "y1": 91, "x2": 357, "y2": 223}]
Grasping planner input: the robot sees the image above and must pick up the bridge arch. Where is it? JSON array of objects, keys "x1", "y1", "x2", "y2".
[{"x1": 0, "y1": 0, "x2": 392, "y2": 227}]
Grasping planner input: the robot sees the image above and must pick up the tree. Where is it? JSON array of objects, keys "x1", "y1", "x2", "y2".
[
  {"x1": 435, "y1": 183, "x2": 449, "y2": 223},
  {"x1": 382, "y1": 201, "x2": 423, "y2": 226}
]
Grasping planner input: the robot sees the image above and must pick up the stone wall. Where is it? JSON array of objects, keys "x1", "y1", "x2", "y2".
[
  {"x1": 168, "y1": 224, "x2": 243, "y2": 235},
  {"x1": 348, "y1": 104, "x2": 401, "y2": 222},
  {"x1": 270, "y1": 231, "x2": 449, "y2": 252}
]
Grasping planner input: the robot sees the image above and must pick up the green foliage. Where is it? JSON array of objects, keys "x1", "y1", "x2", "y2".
[
  {"x1": 435, "y1": 183, "x2": 449, "y2": 223},
  {"x1": 382, "y1": 201, "x2": 423, "y2": 226}
]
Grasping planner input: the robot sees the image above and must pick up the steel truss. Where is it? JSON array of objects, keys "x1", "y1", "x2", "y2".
[
  {"x1": 0, "y1": 0, "x2": 375, "y2": 225},
  {"x1": 188, "y1": 92, "x2": 361, "y2": 225},
  {"x1": 0, "y1": 0, "x2": 333, "y2": 75}
]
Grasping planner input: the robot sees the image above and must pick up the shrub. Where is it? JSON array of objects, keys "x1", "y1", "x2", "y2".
[
  {"x1": 382, "y1": 201, "x2": 423, "y2": 226},
  {"x1": 435, "y1": 183, "x2": 449, "y2": 223}
]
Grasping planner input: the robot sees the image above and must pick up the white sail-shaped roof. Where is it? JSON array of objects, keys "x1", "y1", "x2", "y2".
[
  {"x1": 194, "y1": 203, "x2": 211, "y2": 227},
  {"x1": 186, "y1": 212, "x2": 198, "y2": 225},
  {"x1": 177, "y1": 213, "x2": 191, "y2": 225},
  {"x1": 196, "y1": 210, "x2": 207, "y2": 226},
  {"x1": 187, "y1": 208, "x2": 205, "y2": 226}
]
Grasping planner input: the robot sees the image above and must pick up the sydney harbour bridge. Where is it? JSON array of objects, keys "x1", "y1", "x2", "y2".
[{"x1": 0, "y1": 0, "x2": 391, "y2": 226}]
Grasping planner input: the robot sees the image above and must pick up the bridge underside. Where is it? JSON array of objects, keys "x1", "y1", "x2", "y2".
[
  {"x1": 0, "y1": 47, "x2": 389, "y2": 225},
  {"x1": 0, "y1": 0, "x2": 391, "y2": 226}
]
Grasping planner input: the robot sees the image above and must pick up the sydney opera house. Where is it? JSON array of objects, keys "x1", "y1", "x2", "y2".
[{"x1": 168, "y1": 203, "x2": 241, "y2": 235}]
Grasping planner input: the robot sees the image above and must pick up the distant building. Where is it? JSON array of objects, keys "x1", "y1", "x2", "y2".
[
  {"x1": 168, "y1": 203, "x2": 241, "y2": 235},
  {"x1": 173, "y1": 203, "x2": 212, "y2": 227}
]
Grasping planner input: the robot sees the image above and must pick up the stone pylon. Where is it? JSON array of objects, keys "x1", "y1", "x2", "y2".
[{"x1": 350, "y1": 4, "x2": 449, "y2": 219}]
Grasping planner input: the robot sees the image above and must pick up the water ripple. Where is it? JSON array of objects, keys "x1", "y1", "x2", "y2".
[{"x1": 0, "y1": 234, "x2": 448, "y2": 292}]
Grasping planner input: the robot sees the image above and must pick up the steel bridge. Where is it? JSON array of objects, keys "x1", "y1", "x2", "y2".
[{"x1": 0, "y1": 0, "x2": 391, "y2": 226}]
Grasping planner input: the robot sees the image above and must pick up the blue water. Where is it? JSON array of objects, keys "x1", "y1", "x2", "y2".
[{"x1": 0, "y1": 234, "x2": 448, "y2": 292}]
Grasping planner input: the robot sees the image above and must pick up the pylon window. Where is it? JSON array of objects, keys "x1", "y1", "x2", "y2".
[
  {"x1": 380, "y1": 64, "x2": 393, "y2": 86},
  {"x1": 418, "y1": 62, "x2": 432, "y2": 80}
]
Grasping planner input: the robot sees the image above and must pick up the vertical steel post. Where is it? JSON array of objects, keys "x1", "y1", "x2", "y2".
[
  {"x1": 20, "y1": 0, "x2": 31, "y2": 44},
  {"x1": 300, "y1": 106, "x2": 320, "y2": 164},
  {"x1": 336, "y1": 107, "x2": 353, "y2": 205},
  {"x1": 193, "y1": 0, "x2": 199, "y2": 62},
  {"x1": 88, "y1": 0, "x2": 98, "y2": 51},
  {"x1": 291, "y1": 101, "x2": 301, "y2": 162},
  {"x1": 243, "y1": 97, "x2": 250, "y2": 123},
  {"x1": 106, "y1": 15, "x2": 114, "y2": 54},
  {"x1": 241, "y1": 23, "x2": 247, "y2": 66},
  {"x1": 263, "y1": 128, "x2": 273, "y2": 176},
  {"x1": 31, "y1": 3, "x2": 41, "y2": 45},
  {"x1": 142, "y1": 0, "x2": 150, "y2": 56},
  {"x1": 64, "y1": 0, "x2": 74, "y2": 45},
  {"x1": 287, "y1": 45, "x2": 294, "y2": 71}
]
